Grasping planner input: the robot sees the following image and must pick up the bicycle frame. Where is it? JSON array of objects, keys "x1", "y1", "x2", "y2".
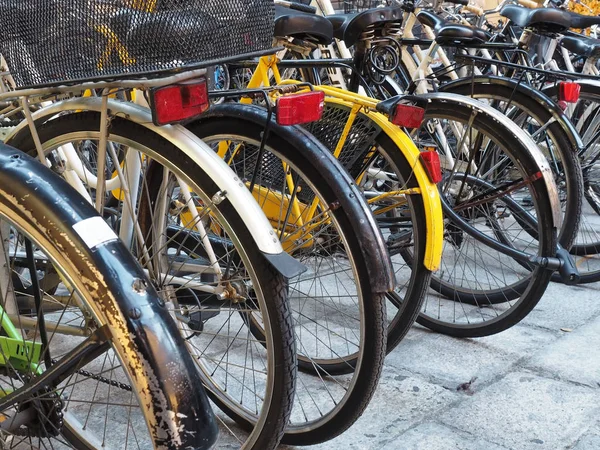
[
  {"x1": 1, "y1": 78, "x2": 304, "y2": 299},
  {"x1": 243, "y1": 54, "x2": 444, "y2": 270}
]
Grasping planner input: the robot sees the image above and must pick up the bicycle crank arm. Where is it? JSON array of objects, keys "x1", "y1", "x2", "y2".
[{"x1": 0, "y1": 326, "x2": 111, "y2": 412}]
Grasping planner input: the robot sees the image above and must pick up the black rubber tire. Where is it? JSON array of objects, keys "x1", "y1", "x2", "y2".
[
  {"x1": 8, "y1": 112, "x2": 296, "y2": 450},
  {"x1": 368, "y1": 132, "x2": 432, "y2": 352},
  {"x1": 187, "y1": 113, "x2": 388, "y2": 446},
  {"x1": 415, "y1": 98, "x2": 558, "y2": 337},
  {"x1": 441, "y1": 80, "x2": 583, "y2": 252},
  {"x1": 542, "y1": 82, "x2": 600, "y2": 283},
  {"x1": 0, "y1": 147, "x2": 215, "y2": 449}
]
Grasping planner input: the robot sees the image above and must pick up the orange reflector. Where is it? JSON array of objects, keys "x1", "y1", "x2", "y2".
[
  {"x1": 276, "y1": 91, "x2": 325, "y2": 126},
  {"x1": 559, "y1": 81, "x2": 580, "y2": 103},
  {"x1": 420, "y1": 151, "x2": 442, "y2": 184},
  {"x1": 149, "y1": 78, "x2": 209, "y2": 126},
  {"x1": 390, "y1": 103, "x2": 425, "y2": 129}
]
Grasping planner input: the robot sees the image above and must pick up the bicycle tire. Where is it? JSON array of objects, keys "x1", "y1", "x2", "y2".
[
  {"x1": 8, "y1": 113, "x2": 296, "y2": 450},
  {"x1": 187, "y1": 104, "x2": 388, "y2": 446},
  {"x1": 542, "y1": 81, "x2": 600, "y2": 283},
  {"x1": 440, "y1": 79, "x2": 582, "y2": 251},
  {"x1": 0, "y1": 146, "x2": 216, "y2": 449},
  {"x1": 414, "y1": 96, "x2": 558, "y2": 337}
]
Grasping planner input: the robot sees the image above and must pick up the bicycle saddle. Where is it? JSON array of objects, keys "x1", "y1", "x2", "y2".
[
  {"x1": 274, "y1": 5, "x2": 333, "y2": 45},
  {"x1": 500, "y1": 5, "x2": 572, "y2": 33},
  {"x1": 416, "y1": 10, "x2": 489, "y2": 45},
  {"x1": 325, "y1": 6, "x2": 403, "y2": 47},
  {"x1": 560, "y1": 34, "x2": 600, "y2": 58},
  {"x1": 565, "y1": 11, "x2": 600, "y2": 29},
  {"x1": 111, "y1": 7, "x2": 223, "y2": 50}
]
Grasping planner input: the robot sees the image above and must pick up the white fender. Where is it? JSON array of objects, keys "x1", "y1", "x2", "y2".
[
  {"x1": 422, "y1": 92, "x2": 563, "y2": 229},
  {"x1": 5, "y1": 97, "x2": 284, "y2": 255}
]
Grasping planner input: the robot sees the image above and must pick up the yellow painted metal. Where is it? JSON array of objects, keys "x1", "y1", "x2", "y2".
[
  {"x1": 323, "y1": 95, "x2": 443, "y2": 270},
  {"x1": 226, "y1": 56, "x2": 444, "y2": 270},
  {"x1": 95, "y1": 25, "x2": 136, "y2": 70},
  {"x1": 179, "y1": 185, "x2": 314, "y2": 253}
]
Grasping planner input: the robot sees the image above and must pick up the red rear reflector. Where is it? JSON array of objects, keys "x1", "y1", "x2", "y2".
[
  {"x1": 150, "y1": 78, "x2": 209, "y2": 126},
  {"x1": 391, "y1": 104, "x2": 425, "y2": 129},
  {"x1": 420, "y1": 151, "x2": 442, "y2": 184},
  {"x1": 559, "y1": 81, "x2": 580, "y2": 103},
  {"x1": 276, "y1": 91, "x2": 325, "y2": 126}
]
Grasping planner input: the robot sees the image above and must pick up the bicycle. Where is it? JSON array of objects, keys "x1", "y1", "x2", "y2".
[
  {"x1": 0, "y1": 143, "x2": 218, "y2": 449},
  {"x1": 0, "y1": 0, "x2": 302, "y2": 448},
  {"x1": 242, "y1": 6, "x2": 569, "y2": 339}
]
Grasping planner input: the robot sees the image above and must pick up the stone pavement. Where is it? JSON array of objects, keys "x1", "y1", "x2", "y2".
[{"x1": 282, "y1": 280, "x2": 600, "y2": 450}]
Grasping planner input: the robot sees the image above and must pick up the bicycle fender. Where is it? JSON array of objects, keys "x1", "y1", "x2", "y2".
[
  {"x1": 4, "y1": 97, "x2": 295, "y2": 263},
  {"x1": 441, "y1": 76, "x2": 584, "y2": 152},
  {"x1": 189, "y1": 103, "x2": 395, "y2": 293},
  {"x1": 326, "y1": 97, "x2": 445, "y2": 272},
  {"x1": 0, "y1": 145, "x2": 217, "y2": 450},
  {"x1": 423, "y1": 92, "x2": 563, "y2": 229}
]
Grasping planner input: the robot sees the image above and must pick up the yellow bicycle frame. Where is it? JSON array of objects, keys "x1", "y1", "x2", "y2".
[{"x1": 233, "y1": 55, "x2": 443, "y2": 271}]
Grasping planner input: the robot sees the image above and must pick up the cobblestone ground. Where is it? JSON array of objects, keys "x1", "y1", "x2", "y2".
[
  {"x1": 211, "y1": 278, "x2": 600, "y2": 449},
  {"x1": 280, "y1": 279, "x2": 600, "y2": 450}
]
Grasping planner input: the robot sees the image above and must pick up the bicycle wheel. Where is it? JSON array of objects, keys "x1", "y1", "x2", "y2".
[
  {"x1": 0, "y1": 146, "x2": 216, "y2": 449},
  {"x1": 8, "y1": 112, "x2": 296, "y2": 450},
  {"x1": 302, "y1": 101, "x2": 432, "y2": 353},
  {"x1": 543, "y1": 81, "x2": 600, "y2": 282},
  {"x1": 187, "y1": 103, "x2": 388, "y2": 445},
  {"x1": 440, "y1": 78, "x2": 582, "y2": 252},
  {"x1": 413, "y1": 94, "x2": 558, "y2": 337}
]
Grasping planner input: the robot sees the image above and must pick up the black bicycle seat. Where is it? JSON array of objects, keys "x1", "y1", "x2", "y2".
[
  {"x1": 274, "y1": 5, "x2": 333, "y2": 45},
  {"x1": 560, "y1": 34, "x2": 600, "y2": 58},
  {"x1": 565, "y1": 11, "x2": 600, "y2": 29},
  {"x1": 325, "y1": 6, "x2": 402, "y2": 47},
  {"x1": 416, "y1": 10, "x2": 489, "y2": 45},
  {"x1": 500, "y1": 5, "x2": 572, "y2": 33}
]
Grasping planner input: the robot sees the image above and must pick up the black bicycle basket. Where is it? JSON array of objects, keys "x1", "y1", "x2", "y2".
[{"x1": 0, "y1": 0, "x2": 275, "y2": 88}]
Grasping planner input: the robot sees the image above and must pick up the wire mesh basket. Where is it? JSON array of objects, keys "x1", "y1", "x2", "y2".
[
  {"x1": 0, "y1": 0, "x2": 275, "y2": 88},
  {"x1": 340, "y1": 0, "x2": 390, "y2": 13}
]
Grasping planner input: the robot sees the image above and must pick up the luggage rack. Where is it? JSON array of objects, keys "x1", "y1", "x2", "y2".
[{"x1": 0, "y1": 0, "x2": 276, "y2": 89}]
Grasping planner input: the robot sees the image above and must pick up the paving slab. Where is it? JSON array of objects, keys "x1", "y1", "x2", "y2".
[
  {"x1": 521, "y1": 282, "x2": 600, "y2": 331},
  {"x1": 384, "y1": 324, "x2": 553, "y2": 389},
  {"x1": 439, "y1": 371, "x2": 600, "y2": 450},
  {"x1": 525, "y1": 315, "x2": 600, "y2": 388},
  {"x1": 284, "y1": 366, "x2": 457, "y2": 450},
  {"x1": 572, "y1": 423, "x2": 600, "y2": 450},
  {"x1": 381, "y1": 422, "x2": 509, "y2": 450}
]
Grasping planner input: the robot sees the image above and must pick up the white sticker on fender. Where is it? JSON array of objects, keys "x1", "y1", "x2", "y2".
[{"x1": 72, "y1": 217, "x2": 119, "y2": 249}]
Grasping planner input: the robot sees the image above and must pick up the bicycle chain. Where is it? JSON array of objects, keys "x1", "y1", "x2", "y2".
[{"x1": 70, "y1": 366, "x2": 133, "y2": 392}]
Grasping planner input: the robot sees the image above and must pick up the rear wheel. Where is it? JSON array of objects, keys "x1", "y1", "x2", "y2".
[
  {"x1": 0, "y1": 153, "x2": 209, "y2": 449},
  {"x1": 543, "y1": 82, "x2": 600, "y2": 282},
  {"x1": 187, "y1": 106, "x2": 388, "y2": 445},
  {"x1": 8, "y1": 112, "x2": 296, "y2": 450},
  {"x1": 413, "y1": 97, "x2": 557, "y2": 337},
  {"x1": 303, "y1": 101, "x2": 432, "y2": 353}
]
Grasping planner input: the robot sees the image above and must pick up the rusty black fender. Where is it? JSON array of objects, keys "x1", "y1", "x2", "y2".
[
  {"x1": 188, "y1": 103, "x2": 395, "y2": 293},
  {"x1": 0, "y1": 144, "x2": 217, "y2": 450},
  {"x1": 440, "y1": 75, "x2": 584, "y2": 152}
]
